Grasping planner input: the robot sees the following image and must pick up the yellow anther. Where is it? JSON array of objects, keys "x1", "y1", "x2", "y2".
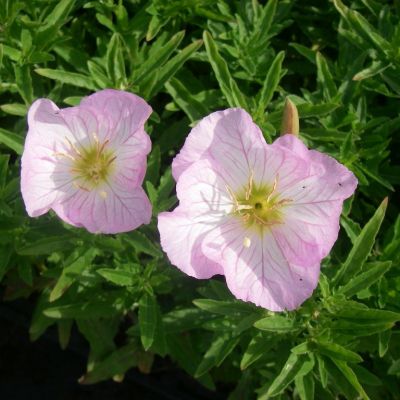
[
  {"x1": 99, "y1": 191, "x2": 108, "y2": 199},
  {"x1": 243, "y1": 237, "x2": 251, "y2": 248}
]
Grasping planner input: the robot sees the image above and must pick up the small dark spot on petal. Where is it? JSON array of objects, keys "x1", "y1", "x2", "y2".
[
  {"x1": 302, "y1": 186, "x2": 306, "y2": 189},
  {"x1": 299, "y1": 278, "x2": 303, "y2": 281},
  {"x1": 338, "y1": 182, "x2": 342, "y2": 186}
]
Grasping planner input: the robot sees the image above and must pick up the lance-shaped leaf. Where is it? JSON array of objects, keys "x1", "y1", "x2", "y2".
[{"x1": 333, "y1": 198, "x2": 387, "y2": 286}]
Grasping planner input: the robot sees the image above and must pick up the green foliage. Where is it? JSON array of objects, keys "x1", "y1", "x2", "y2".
[{"x1": 0, "y1": 0, "x2": 399, "y2": 398}]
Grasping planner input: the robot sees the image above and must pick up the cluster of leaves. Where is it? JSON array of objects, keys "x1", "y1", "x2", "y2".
[{"x1": 0, "y1": 0, "x2": 399, "y2": 398}]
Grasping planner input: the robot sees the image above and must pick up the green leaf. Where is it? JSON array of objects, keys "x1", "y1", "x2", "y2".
[
  {"x1": 295, "y1": 372, "x2": 314, "y2": 400},
  {"x1": 0, "y1": 127, "x2": 24, "y2": 154},
  {"x1": 256, "y1": 51, "x2": 285, "y2": 115},
  {"x1": 17, "y1": 234, "x2": 75, "y2": 255},
  {"x1": 353, "y1": 61, "x2": 392, "y2": 81},
  {"x1": 316, "y1": 52, "x2": 337, "y2": 101},
  {"x1": 50, "y1": 250, "x2": 96, "y2": 302},
  {"x1": 203, "y1": 31, "x2": 248, "y2": 109},
  {"x1": 195, "y1": 333, "x2": 240, "y2": 377},
  {"x1": 97, "y1": 268, "x2": 137, "y2": 287},
  {"x1": 58, "y1": 319, "x2": 73, "y2": 350},
  {"x1": 333, "y1": 198, "x2": 388, "y2": 286},
  {"x1": 193, "y1": 299, "x2": 257, "y2": 316},
  {"x1": 36, "y1": 0, "x2": 76, "y2": 47},
  {"x1": 123, "y1": 231, "x2": 162, "y2": 258},
  {"x1": 316, "y1": 341, "x2": 363, "y2": 363},
  {"x1": 0, "y1": 154, "x2": 9, "y2": 189},
  {"x1": 254, "y1": 315, "x2": 299, "y2": 332},
  {"x1": 298, "y1": 102, "x2": 340, "y2": 118},
  {"x1": 138, "y1": 292, "x2": 158, "y2": 351},
  {"x1": 241, "y1": 333, "x2": 270, "y2": 370},
  {"x1": 106, "y1": 33, "x2": 126, "y2": 87},
  {"x1": 14, "y1": 64, "x2": 33, "y2": 104},
  {"x1": 149, "y1": 39, "x2": 203, "y2": 98},
  {"x1": 165, "y1": 77, "x2": 208, "y2": 122},
  {"x1": 87, "y1": 60, "x2": 112, "y2": 88},
  {"x1": 0, "y1": 245, "x2": 12, "y2": 282},
  {"x1": 331, "y1": 359, "x2": 370, "y2": 400},
  {"x1": 317, "y1": 355, "x2": 328, "y2": 388},
  {"x1": 35, "y1": 68, "x2": 96, "y2": 90},
  {"x1": 43, "y1": 299, "x2": 125, "y2": 319},
  {"x1": 338, "y1": 261, "x2": 392, "y2": 297},
  {"x1": 340, "y1": 214, "x2": 362, "y2": 244},
  {"x1": 79, "y1": 343, "x2": 138, "y2": 384},
  {"x1": 261, "y1": 353, "x2": 306, "y2": 398},
  {"x1": 0, "y1": 103, "x2": 27, "y2": 116},
  {"x1": 134, "y1": 31, "x2": 185, "y2": 86},
  {"x1": 378, "y1": 330, "x2": 391, "y2": 358}
]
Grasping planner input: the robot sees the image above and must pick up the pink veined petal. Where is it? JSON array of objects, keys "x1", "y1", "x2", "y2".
[
  {"x1": 275, "y1": 134, "x2": 358, "y2": 198},
  {"x1": 79, "y1": 89, "x2": 152, "y2": 146},
  {"x1": 21, "y1": 99, "x2": 78, "y2": 216},
  {"x1": 175, "y1": 158, "x2": 234, "y2": 218},
  {"x1": 158, "y1": 209, "x2": 224, "y2": 279},
  {"x1": 202, "y1": 218, "x2": 320, "y2": 311},
  {"x1": 113, "y1": 130, "x2": 151, "y2": 188},
  {"x1": 54, "y1": 182, "x2": 151, "y2": 234},
  {"x1": 172, "y1": 108, "x2": 265, "y2": 188}
]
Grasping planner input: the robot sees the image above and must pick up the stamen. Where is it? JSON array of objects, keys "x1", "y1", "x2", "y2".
[
  {"x1": 99, "y1": 191, "x2": 108, "y2": 199},
  {"x1": 266, "y1": 174, "x2": 279, "y2": 203},
  {"x1": 245, "y1": 169, "x2": 254, "y2": 200},
  {"x1": 64, "y1": 137, "x2": 82, "y2": 157},
  {"x1": 53, "y1": 152, "x2": 76, "y2": 161},
  {"x1": 97, "y1": 139, "x2": 110, "y2": 156}
]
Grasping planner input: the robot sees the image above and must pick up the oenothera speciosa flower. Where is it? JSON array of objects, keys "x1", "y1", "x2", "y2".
[
  {"x1": 158, "y1": 108, "x2": 357, "y2": 311},
  {"x1": 21, "y1": 89, "x2": 152, "y2": 233}
]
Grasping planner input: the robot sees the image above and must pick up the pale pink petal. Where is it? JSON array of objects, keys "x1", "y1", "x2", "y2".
[
  {"x1": 79, "y1": 89, "x2": 152, "y2": 146},
  {"x1": 54, "y1": 183, "x2": 151, "y2": 234},
  {"x1": 172, "y1": 109, "x2": 265, "y2": 188},
  {"x1": 158, "y1": 209, "x2": 224, "y2": 278},
  {"x1": 175, "y1": 159, "x2": 233, "y2": 218},
  {"x1": 202, "y1": 219, "x2": 320, "y2": 311}
]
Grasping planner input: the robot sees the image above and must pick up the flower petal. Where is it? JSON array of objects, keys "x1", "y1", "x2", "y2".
[
  {"x1": 203, "y1": 219, "x2": 320, "y2": 311},
  {"x1": 172, "y1": 108, "x2": 265, "y2": 187},
  {"x1": 53, "y1": 183, "x2": 151, "y2": 234},
  {"x1": 79, "y1": 89, "x2": 152, "y2": 146},
  {"x1": 158, "y1": 209, "x2": 224, "y2": 279}
]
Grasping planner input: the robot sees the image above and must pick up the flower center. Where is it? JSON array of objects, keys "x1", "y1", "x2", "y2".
[
  {"x1": 227, "y1": 173, "x2": 292, "y2": 229},
  {"x1": 65, "y1": 135, "x2": 116, "y2": 189}
]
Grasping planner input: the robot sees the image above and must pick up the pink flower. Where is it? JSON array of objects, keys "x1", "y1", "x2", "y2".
[
  {"x1": 158, "y1": 108, "x2": 357, "y2": 311},
  {"x1": 21, "y1": 89, "x2": 152, "y2": 234}
]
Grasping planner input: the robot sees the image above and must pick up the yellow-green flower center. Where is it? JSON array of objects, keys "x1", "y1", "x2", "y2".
[
  {"x1": 73, "y1": 145, "x2": 115, "y2": 185},
  {"x1": 227, "y1": 173, "x2": 292, "y2": 230}
]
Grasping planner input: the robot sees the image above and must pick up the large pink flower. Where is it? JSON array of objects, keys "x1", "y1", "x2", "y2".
[
  {"x1": 21, "y1": 89, "x2": 152, "y2": 234},
  {"x1": 158, "y1": 108, "x2": 357, "y2": 311}
]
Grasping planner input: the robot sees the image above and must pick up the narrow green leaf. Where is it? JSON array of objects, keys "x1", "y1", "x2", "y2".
[
  {"x1": 378, "y1": 330, "x2": 391, "y2": 358},
  {"x1": 295, "y1": 372, "x2": 315, "y2": 400},
  {"x1": 353, "y1": 61, "x2": 391, "y2": 81},
  {"x1": 0, "y1": 103, "x2": 27, "y2": 116},
  {"x1": 58, "y1": 319, "x2": 72, "y2": 350},
  {"x1": 338, "y1": 261, "x2": 392, "y2": 297},
  {"x1": 123, "y1": 231, "x2": 162, "y2": 258},
  {"x1": 149, "y1": 39, "x2": 203, "y2": 98},
  {"x1": 290, "y1": 43, "x2": 316, "y2": 64},
  {"x1": 14, "y1": 64, "x2": 34, "y2": 104},
  {"x1": 193, "y1": 299, "x2": 256, "y2": 316},
  {"x1": 17, "y1": 235, "x2": 74, "y2": 255},
  {"x1": 257, "y1": 51, "x2": 285, "y2": 114},
  {"x1": 35, "y1": 68, "x2": 96, "y2": 90},
  {"x1": 50, "y1": 250, "x2": 96, "y2": 302},
  {"x1": 79, "y1": 344, "x2": 138, "y2": 384},
  {"x1": 254, "y1": 315, "x2": 299, "y2": 332},
  {"x1": 0, "y1": 128, "x2": 24, "y2": 154},
  {"x1": 87, "y1": 60, "x2": 112, "y2": 88},
  {"x1": 203, "y1": 31, "x2": 248, "y2": 109},
  {"x1": 195, "y1": 333, "x2": 240, "y2": 377},
  {"x1": 106, "y1": 33, "x2": 126, "y2": 87},
  {"x1": 317, "y1": 355, "x2": 328, "y2": 388},
  {"x1": 298, "y1": 102, "x2": 340, "y2": 117},
  {"x1": 138, "y1": 292, "x2": 158, "y2": 350},
  {"x1": 165, "y1": 77, "x2": 208, "y2": 122},
  {"x1": 333, "y1": 198, "x2": 388, "y2": 286},
  {"x1": 262, "y1": 353, "x2": 305, "y2": 398},
  {"x1": 317, "y1": 341, "x2": 362, "y2": 363},
  {"x1": 97, "y1": 268, "x2": 137, "y2": 286},
  {"x1": 331, "y1": 359, "x2": 370, "y2": 400},
  {"x1": 316, "y1": 52, "x2": 337, "y2": 101},
  {"x1": 135, "y1": 31, "x2": 185, "y2": 85},
  {"x1": 340, "y1": 214, "x2": 362, "y2": 244}
]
